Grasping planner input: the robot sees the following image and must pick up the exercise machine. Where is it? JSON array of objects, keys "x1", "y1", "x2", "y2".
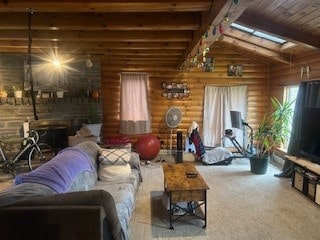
[{"x1": 224, "y1": 111, "x2": 253, "y2": 157}]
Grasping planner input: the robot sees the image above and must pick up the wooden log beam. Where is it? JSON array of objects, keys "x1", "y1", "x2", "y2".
[
  {"x1": 0, "y1": 0, "x2": 212, "y2": 12},
  {"x1": 224, "y1": 28, "x2": 282, "y2": 52},
  {"x1": 0, "y1": 12, "x2": 200, "y2": 31},
  {"x1": 0, "y1": 30, "x2": 192, "y2": 42},
  {"x1": 237, "y1": 13, "x2": 320, "y2": 49},
  {"x1": 0, "y1": 40, "x2": 187, "y2": 50},
  {"x1": 179, "y1": 0, "x2": 256, "y2": 68},
  {"x1": 94, "y1": 49, "x2": 184, "y2": 56},
  {"x1": 220, "y1": 35, "x2": 291, "y2": 64},
  {"x1": 280, "y1": 42, "x2": 298, "y2": 52}
]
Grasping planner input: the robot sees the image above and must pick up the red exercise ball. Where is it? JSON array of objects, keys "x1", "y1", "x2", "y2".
[{"x1": 135, "y1": 134, "x2": 160, "y2": 160}]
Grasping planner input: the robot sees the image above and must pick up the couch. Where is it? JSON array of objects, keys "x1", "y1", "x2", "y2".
[{"x1": 0, "y1": 141, "x2": 142, "y2": 240}]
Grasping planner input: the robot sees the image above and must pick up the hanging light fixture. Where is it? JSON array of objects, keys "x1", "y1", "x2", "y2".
[{"x1": 26, "y1": 10, "x2": 38, "y2": 120}]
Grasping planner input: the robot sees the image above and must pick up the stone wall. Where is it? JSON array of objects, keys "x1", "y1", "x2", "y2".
[{"x1": 0, "y1": 53, "x2": 102, "y2": 141}]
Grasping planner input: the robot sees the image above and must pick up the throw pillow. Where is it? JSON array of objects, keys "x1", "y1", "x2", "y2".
[
  {"x1": 99, "y1": 149, "x2": 131, "y2": 165},
  {"x1": 99, "y1": 163, "x2": 131, "y2": 181}
]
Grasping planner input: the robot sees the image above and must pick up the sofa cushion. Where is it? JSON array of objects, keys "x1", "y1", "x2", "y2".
[
  {"x1": 99, "y1": 149, "x2": 131, "y2": 165},
  {"x1": 94, "y1": 177, "x2": 137, "y2": 240}
]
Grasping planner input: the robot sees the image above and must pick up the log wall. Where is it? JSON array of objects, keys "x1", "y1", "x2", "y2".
[
  {"x1": 101, "y1": 45, "x2": 271, "y2": 148},
  {"x1": 269, "y1": 51, "x2": 320, "y2": 99}
]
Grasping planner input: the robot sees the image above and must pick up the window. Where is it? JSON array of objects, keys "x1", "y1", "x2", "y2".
[
  {"x1": 231, "y1": 23, "x2": 287, "y2": 44},
  {"x1": 119, "y1": 72, "x2": 151, "y2": 134},
  {"x1": 283, "y1": 85, "x2": 299, "y2": 150}
]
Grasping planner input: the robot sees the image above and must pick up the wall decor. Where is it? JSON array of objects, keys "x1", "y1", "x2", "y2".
[
  {"x1": 227, "y1": 64, "x2": 242, "y2": 76},
  {"x1": 203, "y1": 57, "x2": 215, "y2": 72},
  {"x1": 161, "y1": 82, "x2": 190, "y2": 99}
]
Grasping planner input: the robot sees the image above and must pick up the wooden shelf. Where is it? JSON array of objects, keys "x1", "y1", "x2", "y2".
[
  {"x1": 161, "y1": 82, "x2": 190, "y2": 99},
  {"x1": 0, "y1": 97, "x2": 101, "y2": 105},
  {"x1": 286, "y1": 155, "x2": 320, "y2": 205},
  {"x1": 286, "y1": 155, "x2": 320, "y2": 175}
]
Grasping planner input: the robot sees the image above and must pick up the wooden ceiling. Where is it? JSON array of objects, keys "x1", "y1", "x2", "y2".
[{"x1": 0, "y1": 0, "x2": 319, "y2": 68}]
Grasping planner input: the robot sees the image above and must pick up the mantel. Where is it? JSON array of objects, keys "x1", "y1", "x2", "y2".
[{"x1": 0, "y1": 97, "x2": 101, "y2": 106}]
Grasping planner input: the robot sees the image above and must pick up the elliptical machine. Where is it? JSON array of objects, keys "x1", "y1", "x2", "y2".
[{"x1": 224, "y1": 111, "x2": 253, "y2": 158}]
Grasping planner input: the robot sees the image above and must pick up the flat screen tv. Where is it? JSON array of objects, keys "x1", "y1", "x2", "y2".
[{"x1": 299, "y1": 107, "x2": 320, "y2": 164}]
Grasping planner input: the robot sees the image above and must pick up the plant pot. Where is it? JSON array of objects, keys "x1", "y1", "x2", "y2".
[
  {"x1": 14, "y1": 90, "x2": 23, "y2": 98},
  {"x1": 84, "y1": 123, "x2": 102, "y2": 137},
  {"x1": 250, "y1": 156, "x2": 269, "y2": 174},
  {"x1": 56, "y1": 91, "x2": 64, "y2": 98},
  {"x1": 0, "y1": 90, "x2": 8, "y2": 98}
]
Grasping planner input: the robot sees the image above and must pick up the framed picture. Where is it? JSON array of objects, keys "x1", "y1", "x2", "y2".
[
  {"x1": 24, "y1": 60, "x2": 69, "y2": 91},
  {"x1": 203, "y1": 57, "x2": 215, "y2": 72},
  {"x1": 227, "y1": 64, "x2": 242, "y2": 76}
]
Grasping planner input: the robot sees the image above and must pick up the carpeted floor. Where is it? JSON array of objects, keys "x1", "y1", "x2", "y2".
[{"x1": 129, "y1": 158, "x2": 320, "y2": 240}]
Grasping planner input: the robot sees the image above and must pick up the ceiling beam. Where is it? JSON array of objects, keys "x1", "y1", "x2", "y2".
[
  {"x1": 0, "y1": 12, "x2": 200, "y2": 31},
  {"x1": 0, "y1": 30, "x2": 192, "y2": 42},
  {"x1": 220, "y1": 35, "x2": 291, "y2": 64},
  {"x1": 179, "y1": 0, "x2": 257, "y2": 68},
  {"x1": 224, "y1": 28, "x2": 282, "y2": 52},
  {"x1": 0, "y1": 0, "x2": 211, "y2": 12},
  {"x1": 0, "y1": 40, "x2": 187, "y2": 50},
  {"x1": 237, "y1": 13, "x2": 320, "y2": 49},
  {"x1": 280, "y1": 42, "x2": 298, "y2": 51}
]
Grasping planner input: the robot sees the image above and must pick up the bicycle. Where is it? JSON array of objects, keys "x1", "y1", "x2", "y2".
[{"x1": 0, "y1": 130, "x2": 55, "y2": 176}]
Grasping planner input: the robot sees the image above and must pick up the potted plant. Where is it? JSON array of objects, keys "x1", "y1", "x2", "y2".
[
  {"x1": 84, "y1": 106, "x2": 102, "y2": 137},
  {"x1": 0, "y1": 85, "x2": 8, "y2": 98},
  {"x1": 12, "y1": 85, "x2": 23, "y2": 98},
  {"x1": 250, "y1": 97, "x2": 294, "y2": 174},
  {"x1": 55, "y1": 90, "x2": 64, "y2": 98},
  {"x1": 53, "y1": 86, "x2": 66, "y2": 98}
]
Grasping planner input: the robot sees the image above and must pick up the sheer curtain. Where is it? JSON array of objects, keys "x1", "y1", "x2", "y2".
[
  {"x1": 203, "y1": 85, "x2": 247, "y2": 147},
  {"x1": 119, "y1": 72, "x2": 151, "y2": 134}
]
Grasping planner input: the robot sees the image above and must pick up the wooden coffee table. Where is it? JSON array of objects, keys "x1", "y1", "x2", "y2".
[{"x1": 162, "y1": 162, "x2": 209, "y2": 229}]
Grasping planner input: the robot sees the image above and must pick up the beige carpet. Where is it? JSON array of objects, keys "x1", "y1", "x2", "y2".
[{"x1": 130, "y1": 158, "x2": 320, "y2": 240}]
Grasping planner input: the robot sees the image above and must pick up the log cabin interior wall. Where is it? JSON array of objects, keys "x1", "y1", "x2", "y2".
[
  {"x1": 269, "y1": 51, "x2": 320, "y2": 100},
  {"x1": 0, "y1": 0, "x2": 319, "y2": 151},
  {"x1": 101, "y1": 44, "x2": 271, "y2": 149}
]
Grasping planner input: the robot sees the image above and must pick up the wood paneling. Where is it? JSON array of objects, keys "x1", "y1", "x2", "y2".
[
  {"x1": 1, "y1": 0, "x2": 317, "y2": 67},
  {"x1": 238, "y1": 1, "x2": 320, "y2": 49},
  {"x1": 101, "y1": 45, "x2": 270, "y2": 148},
  {"x1": 269, "y1": 51, "x2": 320, "y2": 100}
]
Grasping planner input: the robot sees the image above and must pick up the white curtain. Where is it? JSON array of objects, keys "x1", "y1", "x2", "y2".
[
  {"x1": 203, "y1": 85, "x2": 247, "y2": 147},
  {"x1": 119, "y1": 72, "x2": 151, "y2": 134}
]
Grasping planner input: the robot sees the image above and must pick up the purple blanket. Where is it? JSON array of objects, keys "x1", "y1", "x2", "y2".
[{"x1": 15, "y1": 147, "x2": 94, "y2": 193}]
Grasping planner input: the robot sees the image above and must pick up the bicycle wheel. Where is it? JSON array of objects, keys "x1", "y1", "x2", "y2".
[{"x1": 28, "y1": 143, "x2": 55, "y2": 171}]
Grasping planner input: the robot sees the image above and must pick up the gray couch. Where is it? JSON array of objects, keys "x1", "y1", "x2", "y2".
[{"x1": 0, "y1": 141, "x2": 141, "y2": 240}]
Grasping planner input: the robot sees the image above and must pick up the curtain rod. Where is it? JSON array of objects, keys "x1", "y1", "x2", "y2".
[{"x1": 277, "y1": 79, "x2": 320, "y2": 86}]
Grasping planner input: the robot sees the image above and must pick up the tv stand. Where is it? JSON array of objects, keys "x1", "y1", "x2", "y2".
[{"x1": 286, "y1": 155, "x2": 320, "y2": 205}]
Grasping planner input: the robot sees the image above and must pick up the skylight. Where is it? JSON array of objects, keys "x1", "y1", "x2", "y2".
[{"x1": 231, "y1": 23, "x2": 287, "y2": 44}]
